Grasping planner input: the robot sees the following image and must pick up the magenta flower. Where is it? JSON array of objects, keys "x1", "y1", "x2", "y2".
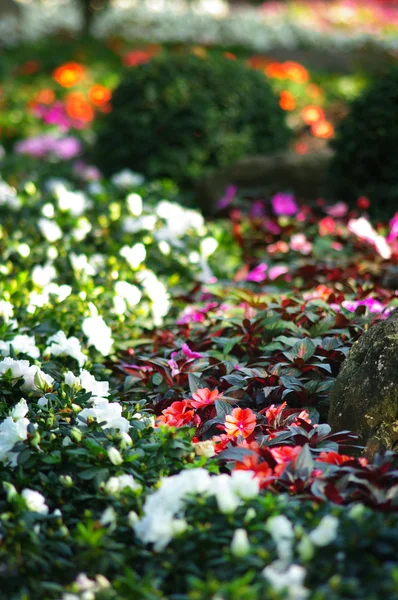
[
  {"x1": 325, "y1": 202, "x2": 348, "y2": 218},
  {"x1": 387, "y1": 212, "x2": 398, "y2": 244},
  {"x1": 271, "y1": 193, "x2": 298, "y2": 216},
  {"x1": 217, "y1": 185, "x2": 237, "y2": 210},
  {"x1": 342, "y1": 298, "x2": 389, "y2": 314},
  {"x1": 246, "y1": 263, "x2": 268, "y2": 282},
  {"x1": 181, "y1": 343, "x2": 203, "y2": 360}
]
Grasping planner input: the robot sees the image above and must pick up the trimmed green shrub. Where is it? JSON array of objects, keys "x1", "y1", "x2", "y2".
[
  {"x1": 93, "y1": 52, "x2": 291, "y2": 185},
  {"x1": 330, "y1": 67, "x2": 398, "y2": 214}
]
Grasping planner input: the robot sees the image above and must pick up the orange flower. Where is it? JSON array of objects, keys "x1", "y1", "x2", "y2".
[
  {"x1": 190, "y1": 388, "x2": 221, "y2": 409},
  {"x1": 35, "y1": 89, "x2": 55, "y2": 105},
  {"x1": 223, "y1": 52, "x2": 237, "y2": 61},
  {"x1": 65, "y1": 91, "x2": 94, "y2": 122},
  {"x1": 225, "y1": 407, "x2": 256, "y2": 438},
  {"x1": 156, "y1": 400, "x2": 195, "y2": 428},
  {"x1": 53, "y1": 62, "x2": 85, "y2": 88},
  {"x1": 279, "y1": 90, "x2": 296, "y2": 111},
  {"x1": 311, "y1": 120, "x2": 334, "y2": 139},
  {"x1": 265, "y1": 61, "x2": 285, "y2": 79},
  {"x1": 283, "y1": 61, "x2": 309, "y2": 83},
  {"x1": 302, "y1": 104, "x2": 325, "y2": 125},
  {"x1": 89, "y1": 84, "x2": 112, "y2": 106}
]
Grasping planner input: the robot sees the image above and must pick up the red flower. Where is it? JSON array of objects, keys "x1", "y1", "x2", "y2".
[
  {"x1": 270, "y1": 445, "x2": 301, "y2": 475},
  {"x1": 211, "y1": 434, "x2": 231, "y2": 454},
  {"x1": 225, "y1": 407, "x2": 256, "y2": 439},
  {"x1": 265, "y1": 402, "x2": 287, "y2": 428},
  {"x1": 190, "y1": 387, "x2": 221, "y2": 409},
  {"x1": 318, "y1": 451, "x2": 356, "y2": 465},
  {"x1": 357, "y1": 196, "x2": 371, "y2": 210},
  {"x1": 235, "y1": 452, "x2": 273, "y2": 487},
  {"x1": 156, "y1": 400, "x2": 195, "y2": 427}
]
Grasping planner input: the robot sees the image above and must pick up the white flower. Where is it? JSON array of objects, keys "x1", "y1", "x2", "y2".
[
  {"x1": 212, "y1": 474, "x2": 241, "y2": 514},
  {"x1": 120, "y1": 243, "x2": 146, "y2": 270},
  {"x1": 56, "y1": 189, "x2": 91, "y2": 216},
  {"x1": 126, "y1": 192, "x2": 143, "y2": 216},
  {"x1": 308, "y1": 515, "x2": 339, "y2": 547},
  {"x1": 137, "y1": 269, "x2": 170, "y2": 325},
  {"x1": 0, "y1": 300, "x2": 14, "y2": 323},
  {"x1": 107, "y1": 446, "x2": 123, "y2": 465},
  {"x1": 230, "y1": 470, "x2": 259, "y2": 500},
  {"x1": 44, "y1": 331, "x2": 86, "y2": 367},
  {"x1": 0, "y1": 179, "x2": 20, "y2": 209},
  {"x1": 114, "y1": 281, "x2": 142, "y2": 307},
  {"x1": 72, "y1": 217, "x2": 92, "y2": 242},
  {"x1": 111, "y1": 169, "x2": 144, "y2": 189},
  {"x1": 100, "y1": 506, "x2": 117, "y2": 529},
  {"x1": 231, "y1": 528, "x2": 250, "y2": 557},
  {"x1": 0, "y1": 334, "x2": 40, "y2": 359},
  {"x1": 82, "y1": 315, "x2": 114, "y2": 356},
  {"x1": 21, "y1": 489, "x2": 49, "y2": 515},
  {"x1": 123, "y1": 214, "x2": 156, "y2": 233},
  {"x1": 0, "y1": 357, "x2": 31, "y2": 380},
  {"x1": 31, "y1": 264, "x2": 57, "y2": 288},
  {"x1": 38, "y1": 218, "x2": 62, "y2": 242},
  {"x1": 105, "y1": 474, "x2": 141, "y2": 495},
  {"x1": 64, "y1": 371, "x2": 81, "y2": 390},
  {"x1": 134, "y1": 468, "x2": 259, "y2": 550},
  {"x1": 12, "y1": 398, "x2": 29, "y2": 420},
  {"x1": 78, "y1": 400, "x2": 129, "y2": 432},
  {"x1": 21, "y1": 366, "x2": 54, "y2": 393},
  {"x1": 79, "y1": 370, "x2": 109, "y2": 400},
  {"x1": 263, "y1": 562, "x2": 309, "y2": 600},
  {"x1": 267, "y1": 515, "x2": 295, "y2": 562},
  {"x1": 0, "y1": 408, "x2": 30, "y2": 467}
]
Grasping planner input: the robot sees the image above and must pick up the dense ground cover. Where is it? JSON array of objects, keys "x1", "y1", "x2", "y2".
[{"x1": 0, "y1": 35, "x2": 398, "y2": 600}]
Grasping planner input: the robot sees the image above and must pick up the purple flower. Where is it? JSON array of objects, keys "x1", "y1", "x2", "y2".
[
  {"x1": 15, "y1": 134, "x2": 81, "y2": 161},
  {"x1": 271, "y1": 193, "x2": 299, "y2": 216},
  {"x1": 217, "y1": 185, "x2": 237, "y2": 210}
]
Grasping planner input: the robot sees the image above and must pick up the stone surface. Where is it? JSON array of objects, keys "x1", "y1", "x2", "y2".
[
  {"x1": 329, "y1": 310, "x2": 398, "y2": 458},
  {"x1": 196, "y1": 149, "x2": 332, "y2": 214}
]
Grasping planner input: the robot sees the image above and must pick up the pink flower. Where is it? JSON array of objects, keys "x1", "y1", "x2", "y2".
[
  {"x1": 271, "y1": 193, "x2": 299, "y2": 216},
  {"x1": 190, "y1": 388, "x2": 221, "y2": 409},
  {"x1": 181, "y1": 343, "x2": 203, "y2": 360},
  {"x1": 289, "y1": 233, "x2": 312, "y2": 255},
  {"x1": 246, "y1": 263, "x2": 268, "y2": 282},
  {"x1": 348, "y1": 217, "x2": 391, "y2": 260},
  {"x1": 387, "y1": 212, "x2": 398, "y2": 244},
  {"x1": 268, "y1": 265, "x2": 289, "y2": 280},
  {"x1": 324, "y1": 202, "x2": 348, "y2": 218},
  {"x1": 342, "y1": 298, "x2": 389, "y2": 314}
]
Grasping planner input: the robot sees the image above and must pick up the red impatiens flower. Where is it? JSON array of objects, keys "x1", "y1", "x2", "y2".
[
  {"x1": 270, "y1": 445, "x2": 301, "y2": 476},
  {"x1": 211, "y1": 434, "x2": 231, "y2": 454},
  {"x1": 318, "y1": 451, "x2": 368, "y2": 466},
  {"x1": 156, "y1": 400, "x2": 195, "y2": 428},
  {"x1": 189, "y1": 387, "x2": 221, "y2": 409},
  {"x1": 224, "y1": 407, "x2": 256, "y2": 439},
  {"x1": 265, "y1": 402, "x2": 287, "y2": 428}
]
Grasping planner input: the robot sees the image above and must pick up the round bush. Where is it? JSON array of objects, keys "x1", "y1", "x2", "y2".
[
  {"x1": 93, "y1": 52, "x2": 291, "y2": 185},
  {"x1": 330, "y1": 67, "x2": 398, "y2": 214}
]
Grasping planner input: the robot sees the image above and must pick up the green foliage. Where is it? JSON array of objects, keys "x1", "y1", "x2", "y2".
[
  {"x1": 93, "y1": 52, "x2": 291, "y2": 187},
  {"x1": 330, "y1": 67, "x2": 398, "y2": 215}
]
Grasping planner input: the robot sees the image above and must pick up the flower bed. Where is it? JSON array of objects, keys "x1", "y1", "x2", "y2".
[{"x1": 0, "y1": 35, "x2": 398, "y2": 600}]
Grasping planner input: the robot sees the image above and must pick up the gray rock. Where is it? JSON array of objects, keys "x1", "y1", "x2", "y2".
[
  {"x1": 329, "y1": 310, "x2": 398, "y2": 458},
  {"x1": 196, "y1": 149, "x2": 332, "y2": 214}
]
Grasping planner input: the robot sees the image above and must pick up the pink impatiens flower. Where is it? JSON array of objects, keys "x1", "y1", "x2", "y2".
[{"x1": 190, "y1": 388, "x2": 221, "y2": 409}]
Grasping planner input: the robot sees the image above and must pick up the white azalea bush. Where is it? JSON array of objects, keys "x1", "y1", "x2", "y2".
[{"x1": 0, "y1": 173, "x2": 234, "y2": 360}]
